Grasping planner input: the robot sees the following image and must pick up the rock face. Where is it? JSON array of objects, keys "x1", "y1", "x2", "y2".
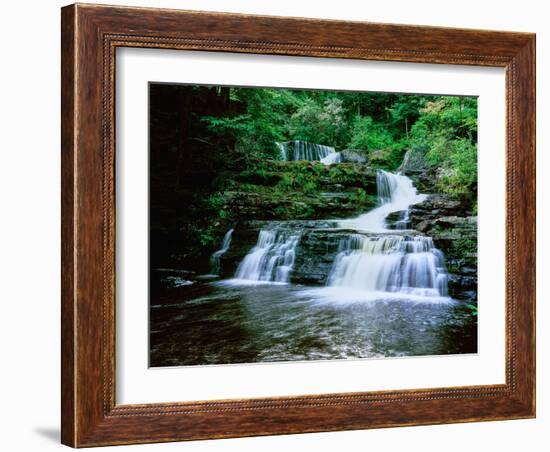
[
  {"x1": 223, "y1": 189, "x2": 376, "y2": 221},
  {"x1": 211, "y1": 161, "x2": 477, "y2": 304},
  {"x1": 292, "y1": 229, "x2": 349, "y2": 285},
  {"x1": 398, "y1": 146, "x2": 430, "y2": 173},
  {"x1": 394, "y1": 147, "x2": 478, "y2": 302},
  {"x1": 218, "y1": 220, "x2": 341, "y2": 280},
  {"x1": 340, "y1": 149, "x2": 369, "y2": 164},
  {"x1": 409, "y1": 194, "x2": 470, "y2": 223},
  {"x1": 220, "y1": 161, "x2": 379, "y2": 222},
  {"x1": 398, "y1": 147, "x2": 438, "y2": 192},
  {"x1": 409, "y1": 195, "x2": 478, "y2": 302}
]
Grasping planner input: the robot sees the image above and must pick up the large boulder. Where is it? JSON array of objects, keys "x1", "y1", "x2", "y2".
[
  {"x1": 398, "y1": 146, "x2": 438, "y2": 191},
  {"x1": 339, "y1": 149, "x2": 369, "y2": 164},
  {"x1": 398, "y1": 146, "x2": 430, "y2": 173}
]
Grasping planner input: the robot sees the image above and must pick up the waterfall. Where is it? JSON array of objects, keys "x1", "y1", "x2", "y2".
[
  {"x1": 328, "y1": 169, "x2": 449, "y2": 297},
  {"x1": 230, "y1": 168, "x2": 449, "y2": 298},
  {"x1": 320, "y1": 152, "x2": 342, "y2": 165},
  {"x1": 235, "y1": 229, "x2": 300, "y2": 283},
  {"x1": 327, "y1": 235, "x2": 448, "y2": 297},
  {"x1": 339, "y1": 170, "x2": 426, "y2": 232},
  {"x1": 209, "y1": 228, "x2": 234, "y2": 274},
  {"x1": 277, "y1": 140, "x2": 340, "y2": 165}
]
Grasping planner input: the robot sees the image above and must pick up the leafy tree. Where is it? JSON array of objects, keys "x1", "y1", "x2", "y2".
[
  {"x1": 409, "y1": 96, "x2": 478, "y2": 204},
  {"x1": 288, "y1": 97, "x2": 349, "y2": 147},
  {"x1": 387, "y1": 95, "x2": 431, "y2": 138},
  {"x1": 349, "y1": 116, "x2": 394, "y2": 150},
  {"x1": 151, "y1": 84, "x2": 479, "y2": 266}
]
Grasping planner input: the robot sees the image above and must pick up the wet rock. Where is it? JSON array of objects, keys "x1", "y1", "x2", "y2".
[
  {"x1": 408, "y1": 194, "x2": 478, "y2": 301},
  {"x1": 461, "y1": 266, "x2": 477, "y2": 276},
  {"x1": 416, "y1": 220, "x2": 432, "y2": 233},
  {"x1": 292, "y1": 229, "x2": 349, "y2": 284},
  {"x1": 385, "y1": 210, "x2": 409, "y2": 229},
  {"x1": 397, "y1": 147, "x2": 438, "y2": 192}
]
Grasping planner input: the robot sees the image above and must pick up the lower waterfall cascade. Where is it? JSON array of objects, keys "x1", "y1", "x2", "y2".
[
  {"x1": 327, "y1": 235, "x2": 448, "y2": 297},
  {"x1": 209, "y1": 228, "x2": 234, "y2": 274},
  {"x1": 213, "y1": 168, "x2": 449, "y2": 298},
  {"x1": 326, "y1": 170, "x2": 449, "y2": 297},
  {"x1": 235, "y1": 229, "x2": 300, "y2": 283}
]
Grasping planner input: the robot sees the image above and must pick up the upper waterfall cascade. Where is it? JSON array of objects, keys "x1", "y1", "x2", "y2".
[{"x1": 276, "y1": 140, "x2": 341, "y2": 165}]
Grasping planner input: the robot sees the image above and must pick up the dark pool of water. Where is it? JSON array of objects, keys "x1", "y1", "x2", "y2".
[{"x1": 149, "y1": 274, "x2": 477, "y2": 367}]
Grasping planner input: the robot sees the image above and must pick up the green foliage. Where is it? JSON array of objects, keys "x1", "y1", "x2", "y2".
[
  {"x1": 185, "y1": 192, "x2": 232, "y2": 249},
  {"x1": 409, "y1": 96, "x2": 478, "y2": 205},
  {"x1": 200, "y1": 89, "x2": 477, "y2": 207},
  {"x1": 351, "y1": 188, "x2": 369, "y2": 203},
  {"x1": 204, "y1": 192, "x2": 226, "y2": 212},
  {"x1": 435, "y1": 139, "x2": 477, "y2": 199},
  {"x1": 447, "y1": 233, "x2": 477, "y2": 272},
  {"x1": 388, "y1": 95, "x2": 430, "y2": 135},
  {"x1": 276, "y1": 163, "x2": 322, "y2": 194},
  {"x1": 159, "y1": 87, "x2": 478, "y2": 265},
  {"x1": 349, "y1": 116, "x2": 394, "y2": 151},
  {"x1": 465, "y1": 304, "x2": 478, "y2": 317},
  {"x1": 237, "y1": 167, "x2": 281, "y2": 186},
  {"x1": 202, "y1": 88, "x2": 291, "y2": 159}
]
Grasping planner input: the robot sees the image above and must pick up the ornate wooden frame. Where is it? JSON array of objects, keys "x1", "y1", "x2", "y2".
[{"x1": 61, "y1": 3, "x2": 536, "y2": 447}]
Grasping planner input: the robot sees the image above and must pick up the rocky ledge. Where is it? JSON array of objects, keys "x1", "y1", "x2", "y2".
[
  {"x1": 409, "y1": 195, "x2": 478, "y2": 302},
  {"x1": 218, "y1": 220, "x2": 342, "y2": 279}
]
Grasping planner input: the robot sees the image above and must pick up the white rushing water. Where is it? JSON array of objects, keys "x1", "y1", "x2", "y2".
[
  {"x1": 339, "y1": 170, "x2": 427, "y2": 232},
  {"x1": 326, "y1": 170, "x2": 448, "y2": 297},
  {"x1": 277, "y1": 140, "x2": 340, "y2": 165},
  {"x1": 235, "y1": 230, "x2": 300, "y2": 283},
  {"x1": 209, "y1": 228, "x2": 234, "y2": 274},
  {"x1": 320, "y1": 151, "x2": 342, "y2": 165},
  {"x1": 327, "y1": 235, "x2": 448, "y2": 297}
]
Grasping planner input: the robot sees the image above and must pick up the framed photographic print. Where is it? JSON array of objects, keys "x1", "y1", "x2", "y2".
[{"x1": 61, "y1": 3, "x2": 535, "y2": 447}]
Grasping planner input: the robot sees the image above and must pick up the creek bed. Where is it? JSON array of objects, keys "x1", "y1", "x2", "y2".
[{"x1": 149, "y1": 274, "x2": 477, "y2": 367}]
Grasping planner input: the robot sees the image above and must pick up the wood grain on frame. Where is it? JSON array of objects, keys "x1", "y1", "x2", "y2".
[{"x1": 61, "y1": 3, "x2": 535, "y2": 447}]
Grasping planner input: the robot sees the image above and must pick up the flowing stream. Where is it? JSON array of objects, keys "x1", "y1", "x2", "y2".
[
  {"x1": 150, "y1": 148, "x2": 475, "y2": 366},
  {"x1": 339, "y1": 170, "x2": 426, "y2": 232},
  {"x1": 327, "y1": 235, "x2": 448, "y2": 297}
]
